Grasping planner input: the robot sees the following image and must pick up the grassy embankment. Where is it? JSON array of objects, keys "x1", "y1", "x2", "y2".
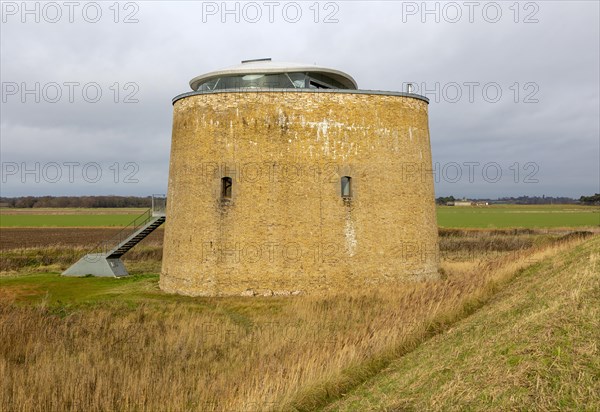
[{"x1": 327, "y1": 235, "x2": 600, "y2": 411}]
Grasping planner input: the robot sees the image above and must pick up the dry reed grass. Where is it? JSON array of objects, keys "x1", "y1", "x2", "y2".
[{"x1": 0, "y1": 233, "x2": 593, "y2": 411}]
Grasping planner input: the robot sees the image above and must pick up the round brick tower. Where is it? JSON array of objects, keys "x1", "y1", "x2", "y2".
[{"x1": 160, "y1": 59, "x2": 439, "y2": 296}]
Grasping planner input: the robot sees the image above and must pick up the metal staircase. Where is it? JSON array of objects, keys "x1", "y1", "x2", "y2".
[
  {"x1": 106, "y1": 215, "x2": 165, "y2": 258},
  {"x1": 62, "y1": 195, "x2": 166, "y2": 277}
]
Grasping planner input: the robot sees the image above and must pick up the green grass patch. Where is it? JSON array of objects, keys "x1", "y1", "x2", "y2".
[
  {"x1": 2, "y1": 205, "x2": 598, "y2": 228},
  {"x1": 2, "y1": 205, "x2": 598, "y2": 229},
  {"x1": 437, "y1": 204, "x2": 599, "y2": 228},
  {"x1": 0, "y1": 272, "x2": 289, "y2": 313},
  {"x1": 0, "y1": 273, "x2": 162, "y2": 306},
  {"x1": 0, "y1": 214, "x2": 141, "y2": 227}
]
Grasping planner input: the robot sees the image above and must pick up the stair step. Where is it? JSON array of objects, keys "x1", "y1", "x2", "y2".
[{"x1": 105, "y1": 216, "x2": 165, "y2": 257}]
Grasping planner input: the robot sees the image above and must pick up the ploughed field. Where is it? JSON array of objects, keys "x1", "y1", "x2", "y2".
[{"x1": 0, "y1": 227, "x2": 164, "y2": 250}]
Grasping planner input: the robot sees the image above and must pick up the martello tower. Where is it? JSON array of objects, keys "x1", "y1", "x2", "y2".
[{"x1": 160, "y1": 58, "x2": 439, "y2": 296}]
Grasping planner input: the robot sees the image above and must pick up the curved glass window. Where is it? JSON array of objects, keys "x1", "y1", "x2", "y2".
[
  {"x1": 195, "y1": 72, "x2": 347, "y2": 91},
  {"x1": 307, "y1": 73, "x2": 347, "y2": 89}
]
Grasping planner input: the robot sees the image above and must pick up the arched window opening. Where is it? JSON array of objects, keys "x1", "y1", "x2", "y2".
[
  {"x1": 221, "y1": 177, "x2": 232, "y2": 199},
  {"x1": 341, "y1": 176, "x2": 352, "y2": 198}
]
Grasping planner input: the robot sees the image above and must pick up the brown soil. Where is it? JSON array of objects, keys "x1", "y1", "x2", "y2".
[{"x1": 0, "y1": 228, "x2": 165, "y2": 250}]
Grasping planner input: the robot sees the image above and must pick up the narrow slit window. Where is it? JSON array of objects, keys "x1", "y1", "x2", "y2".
[
  {"x1": 221, "y1": 177, "x2": 232, "y2": 199},
  {"x1": 341, "y1": 176, "x2": 352, "y2": 198}
]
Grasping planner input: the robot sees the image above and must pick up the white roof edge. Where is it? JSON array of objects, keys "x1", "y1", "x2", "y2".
[{"x1": 189, "y1": 61, "x2": 358, "y2": 90}]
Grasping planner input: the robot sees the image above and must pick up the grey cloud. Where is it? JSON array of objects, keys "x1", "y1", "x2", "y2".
[{"x1": 1, "y1": 1, "x2": 598, "y2": 198}]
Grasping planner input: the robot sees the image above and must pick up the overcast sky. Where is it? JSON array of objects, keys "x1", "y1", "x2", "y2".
[{"x1": 1, "y1": 0, "x2": 598, "y2": 198}]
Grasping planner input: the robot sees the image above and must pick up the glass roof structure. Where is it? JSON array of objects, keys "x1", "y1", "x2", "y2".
[{"x1": 189, "y1": 58, "x2": 358, "y2": 91}]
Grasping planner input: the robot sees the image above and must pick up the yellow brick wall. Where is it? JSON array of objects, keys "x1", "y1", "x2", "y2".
[{"x1": 160, "y1": 91, "x2": 439, "y2": 296}]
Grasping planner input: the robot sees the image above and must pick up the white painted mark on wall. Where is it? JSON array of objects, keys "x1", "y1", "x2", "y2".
[
  {"x1": 344, "y1": 215, "x2": 357, "y2": 257},
  {"x1": 277, "y1": 108, "x2": 287, "y2": 128}
]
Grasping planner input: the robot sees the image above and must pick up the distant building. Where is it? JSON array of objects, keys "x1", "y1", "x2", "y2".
[
  {"x1": 446, "y1": 198, "x2": 488, "y2": 207},
  {"x1": 451, "y1": 200, "x2": 472, "y2": 207}
]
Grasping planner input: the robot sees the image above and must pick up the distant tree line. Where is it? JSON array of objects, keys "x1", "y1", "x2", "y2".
[
  {"x1": 496, "y1": 196, "x2": 578, "y2": 204},
  {"x1": 436, "y1": 196, "x2": 455, "y2": 205},
  {"x1": 579, "y1": 194, "x2": 600, "y2": 205},
  {"x1": 0, "y1": 196, "x2": 152, "y2": 208}
]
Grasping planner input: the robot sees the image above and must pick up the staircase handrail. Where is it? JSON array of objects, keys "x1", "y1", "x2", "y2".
[{"x1": 87, "y1": 209, "x2": 154, "y2": 255}]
